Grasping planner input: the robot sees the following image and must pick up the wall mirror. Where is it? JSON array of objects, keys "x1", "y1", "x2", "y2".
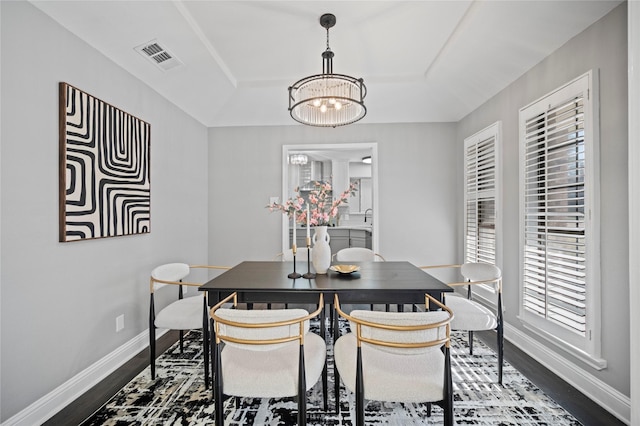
[{"x1": 281, "y1": 143, "x2": 379, "y2": 254}]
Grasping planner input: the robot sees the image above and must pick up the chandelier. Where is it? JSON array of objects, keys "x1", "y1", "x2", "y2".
[
  {"x1": 289, "y1": 154, "x2": 308, "y2": 165},
  {"x1": 288, "y1": 13, "x2": 367, "y2": 127}
]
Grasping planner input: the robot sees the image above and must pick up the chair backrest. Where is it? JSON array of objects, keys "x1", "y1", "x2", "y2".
[
  {"x1": 211, "y1": 292, "x2": 324, "y2": 352},
  {"x1": 335, "y1": 293, "x2": 453, "y2": 355},
  {"x1": 213, "y1": 308, "x2": 311, "y2": 351},
  {"x1": 151, "y1": 263, "x2": 190, "y2": 291},
  {"x1": 347, "y1": 309, "x2": 451, "y2": 355},
  {"x1": 461, "y1": 262, "x2": 501, "y2": 282},
  {"x1": 461, "y1": 262, "x2": 502, "y2": 292},
  {"x1": 420, "y1": 262, "x2": 502, "y2": 292},
  {"x1": 335, "y1": 247, "x2": 384, "y2": 262}
]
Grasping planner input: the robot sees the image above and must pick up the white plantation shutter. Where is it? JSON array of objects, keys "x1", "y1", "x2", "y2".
[
  {"x1": 465, "y1": 133, "x2": 497, "y2": 266},
  {"x1": 519, "y1": 71, "x2": 602, "y2": 362},
  {"x1": 464, "y1": 122, "x2": 501, "y2": 300},
  {"x1": 523, "y1": 97, "x2": 587, "y2": 334}
]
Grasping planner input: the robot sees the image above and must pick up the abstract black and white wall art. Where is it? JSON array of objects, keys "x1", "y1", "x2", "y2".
[{"x1": 59, "y1": 82, "x2": 150, "y2": 242}]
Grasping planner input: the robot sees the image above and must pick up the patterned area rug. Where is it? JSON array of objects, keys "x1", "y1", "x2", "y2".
[{"x1": 83, "y1": 320, "x2": 581, "y2": 425}]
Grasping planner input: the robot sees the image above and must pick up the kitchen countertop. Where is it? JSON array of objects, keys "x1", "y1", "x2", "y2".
[{"x1": 293, "y1": 226, "x2": 372, "y2": 231}]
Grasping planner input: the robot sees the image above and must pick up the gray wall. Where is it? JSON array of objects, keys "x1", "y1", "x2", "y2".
[
  {"x1": 207, "y1": 123, "x2": 459, "y2": 268},
  {"x1": 457, "y1": 3, "x2": 629, "y2": 394},
  {"x1": 0, "y1": 2, "x2": 210, "y2": 420}
]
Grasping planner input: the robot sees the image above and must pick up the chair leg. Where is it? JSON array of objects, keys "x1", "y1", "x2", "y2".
[
  {"x1": 209, "y1": 318, "x2": 215, "y2": 396},
  {"x1": 497, "y1": 294, "x2": 504, "y2": 384},
  {"x1": 385, "y1": 304, "x2": 390, "y2": 312},
  {"x1": 333, "y1": 309, "x2": 341, "y2": 413},
  {"x1": 214, "y1": 343, "x2": 224, "y2": 426},
  {"x1": 468, "y1": 330, "x2": 474, "y2": 355},
  {"x1": 426, "y1": 402, "x2": 432, "y2": 417},
  {"x1": 203, "y1": 300, "x2": 210, "y2": 389},
  {"x1": 336, "y1": 361, "x2": 340, "y2": 414},
  {"x1": 443, "y1": 346, "x2": 454, "y2": 426},
  {"x1": 397, "y1": 304, "x2": 403, "y2": 312},
  {"x1": 179, "y1": 330, "x2": 185, "y2": 352},
  {"x1": 329, "y1": 306, "x2": 334, "y2": 335},
  {"x1": 297, "y1": 345, "x2": 307, "y2": 426},
  {"x1": 320, "y1": 305, "x2": 328, "y2": 412},
  {"x1": 497, "y1": 321, "x2": 504, "y2": 385},
  {"x1": 149, "y1": 326, "x2": 156, "y2": 379},
  {"x1": 149, "y1": 296, "x2": 156, "y2": 379},
  {"x1": 355, "y1": 346, "x2": 365, "y2": 426}
]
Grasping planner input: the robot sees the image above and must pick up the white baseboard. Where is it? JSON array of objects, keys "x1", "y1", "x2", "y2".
[
  {"x1": 505, "y1": 323, "x2": 631, "y2": 425},
  {"x1": 1, "y1": 329, "x2": 164, "y2": 426}
]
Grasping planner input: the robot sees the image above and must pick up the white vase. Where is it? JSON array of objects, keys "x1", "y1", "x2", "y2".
[{"x1": 311, "y1": 226, "x2": 331, "y2": 274}]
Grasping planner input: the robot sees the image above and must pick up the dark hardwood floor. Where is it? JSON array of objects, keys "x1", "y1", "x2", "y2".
[
  {"x1": 475, "y1": 330, "x2": 625, "y2": 426},
  {"x1": 44, "y1": 330, "x2": 181, "y2": 426},
  {"x1": 44, "y1": 329, "x2": 624, "y2": 425}
]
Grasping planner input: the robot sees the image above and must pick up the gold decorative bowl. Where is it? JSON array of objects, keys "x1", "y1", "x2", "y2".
[{"x1": 330, "y1": 264, "x2": 360, "y2": 274}]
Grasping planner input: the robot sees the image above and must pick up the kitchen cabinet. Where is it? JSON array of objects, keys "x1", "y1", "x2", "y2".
[
  {"x1": 328, "y1": 229, "x2": 350, "y2": 254},
  {"x1": 349, "y1": 228, "x2": 371, "y2": 248},
  {"x1": 289, "y1": 227, "x2": 372, "y2": 255}
]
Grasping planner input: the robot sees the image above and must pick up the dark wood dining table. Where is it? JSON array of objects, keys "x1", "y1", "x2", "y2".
[
  {"x1": 199, "y1": 260, "x2": 453, "y2": 409},
  {"x1": 199, "y1": 260, "x2": 452, "y2": 306}
]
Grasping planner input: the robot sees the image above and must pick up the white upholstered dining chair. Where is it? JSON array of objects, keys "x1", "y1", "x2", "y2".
[
  {"x1": 334, "y1": 247, "x2": 385, "y2": 263},
  {"x1": 210, "y1": 292, "x2": 327, "y2": 426},
  {"x1": 333, "y1": 293, "x2": 454, "y2": 426},
  {"x1": 334, "y1": 247, "x2": 390, "y2": 311},
  {"x1": 421, "y1": 262, "x2": 504, "y2": 383},
  {"x1": 149, "y1": 263, "x2": 230, "y2": 386}
]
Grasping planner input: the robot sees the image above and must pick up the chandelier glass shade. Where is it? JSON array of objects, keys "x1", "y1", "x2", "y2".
[{"x1": 288, "y1": 14, "x2": 367, "y2": 127}]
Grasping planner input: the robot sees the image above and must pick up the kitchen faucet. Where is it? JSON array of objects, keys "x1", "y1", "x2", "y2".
[{"x1": 364, "y1": 208, "x2": 373, "y2": 223}]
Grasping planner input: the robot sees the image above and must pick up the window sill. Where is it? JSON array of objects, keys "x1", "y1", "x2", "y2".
[{"x1": 519, "y1": 317, "x2": 607, "y2": 370}]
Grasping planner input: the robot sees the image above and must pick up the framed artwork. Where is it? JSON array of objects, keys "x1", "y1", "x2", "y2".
[{"x1": 59, "y1": 82, "x2": 151, "y2": 242}]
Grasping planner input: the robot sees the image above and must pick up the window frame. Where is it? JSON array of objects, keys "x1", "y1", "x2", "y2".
[{"x1": 517, "y1": 70, "x2": 604, "y2": 368}]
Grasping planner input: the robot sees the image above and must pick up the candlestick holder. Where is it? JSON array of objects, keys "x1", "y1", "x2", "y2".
[
  {"x1": 302, "y1": 237, "x2": 316, "y2": 279},
  {"x1": 288, "y1": 244, "x2": 302, "y2": 279}
]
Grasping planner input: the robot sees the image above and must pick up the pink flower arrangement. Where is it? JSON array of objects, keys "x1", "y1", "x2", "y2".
[{"x1": 267, "y1": 179, "x2": 358, "y2": 226}]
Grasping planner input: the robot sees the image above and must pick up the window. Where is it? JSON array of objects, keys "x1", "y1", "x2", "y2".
[
  {"x1": 464, "y1": 122, "x2": 501, "y2": 294},
  {"x1": 518, "y1": 71, "x2": 603, "y2": 367}
]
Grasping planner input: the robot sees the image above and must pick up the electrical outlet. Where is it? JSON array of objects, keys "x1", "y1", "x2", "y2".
[{"x1": 116, "y1": 314, "x2": 125, "y2": 332}]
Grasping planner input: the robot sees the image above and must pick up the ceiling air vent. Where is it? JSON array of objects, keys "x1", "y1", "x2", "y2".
[{"x1": 134, "y1": 39, "x2": 183, "y2": 71}]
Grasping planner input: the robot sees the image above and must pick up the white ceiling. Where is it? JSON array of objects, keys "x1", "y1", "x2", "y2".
[{"x1": 30, "y1": 0, "x2": 622, "y2": 128}]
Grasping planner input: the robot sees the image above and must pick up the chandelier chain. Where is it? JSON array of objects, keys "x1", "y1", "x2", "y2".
[{"x1": 326, "y1": 27, "x2": 331, "y2": 52}]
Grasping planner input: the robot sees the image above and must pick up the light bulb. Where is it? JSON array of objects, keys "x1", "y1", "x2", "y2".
[
  {"x1": 334, "y1": 102, "x2": 342, "y2": 110},
  {"x1": 329, "y1": 98, "x2": 336, "y2": 104},
  {"x1": 313, "y1": 98, "x2": 322, "y2": 107},
  {"x1": 320, "y1": 104, "x2": 327, "y2": 113}
]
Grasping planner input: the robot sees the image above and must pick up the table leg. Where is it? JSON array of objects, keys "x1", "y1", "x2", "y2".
[
  {"x1": 320, "y1": 299, "x2": 328, "y2": 411},
  {"x1": 333, "y1": 303, "x2": 340, "y2": 413}
]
